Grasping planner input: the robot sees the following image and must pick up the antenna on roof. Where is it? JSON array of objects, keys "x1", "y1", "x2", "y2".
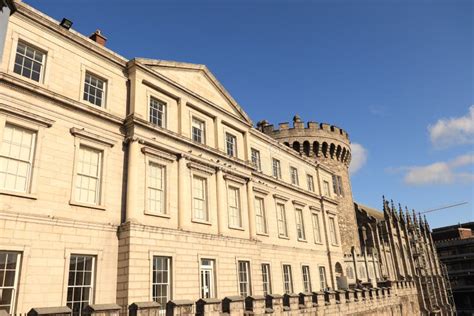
[{"x1": 421, "y1": 202, "x2": 468, "y2": 214}]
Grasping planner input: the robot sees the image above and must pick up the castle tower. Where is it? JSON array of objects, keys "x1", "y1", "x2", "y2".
[{"x1": 257, "y1": 115, "x2": 360, "y2": 254}]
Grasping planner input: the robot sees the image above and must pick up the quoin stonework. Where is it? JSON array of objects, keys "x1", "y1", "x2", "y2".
[{"x1": 0, "y1": 1, "x2": 455, "y2": 315}]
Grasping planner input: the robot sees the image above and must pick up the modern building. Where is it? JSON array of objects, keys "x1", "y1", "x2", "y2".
[
  {"x1": 0, "y1": 1, "x2": 453, "y2": 315},
  {"x1": 433, "y1": 222, "x2": 474, "y2": 315}
]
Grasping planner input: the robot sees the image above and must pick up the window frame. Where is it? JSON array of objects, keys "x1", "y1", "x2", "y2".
[
  {"x1": 82, "y1": 71, "x2": 107, "y2": 108},
  {"x1": 318, "y1": 266, "x2": 327, "y2": 291},
  {"x1": 272, "y1": 158, "x2": 281, "y2": 179},
  {"x1": 146, "y1": 161, "x2": 167, "y2": 217},
  {"x1": 250, "y1": 148, "x2": 261, "y2": 171},
  {"x1": 151, "y1": 255, "x2": 172, "y2": 311},
  {"x1": 0, "y1": 251, "x2": 22, "y2": 314},
  {"x1": 261, "y1": 263, "x2": 272, "y2": 296},
  {"x1": 66, "y1": 254, "x2": 96, "y2": 315},
  {"x1": 12, "y1": 40, "x2": 46, "y2": 83},
  {"x1": 227, "y1": 185, "x2": 242, "y2": 229},
  {"x1": 295, "y1": 208, "x2": 306, "y2": 241},
  {"x1": 282, "y1": 264, "x2": 293, "y2": 294},
  {"x1": 237, "y1": 260, "x2": 252, "y2": 297},
  {"x1": 306, "y1": 174, "x2": 315, "y2": 192},
  {"x1": 323, "y1": 180, "x2": 331, "y2": 197},
  {"x1": 254, "y1": 196, "x2": 268, "y2": 235},
  {"x1": 311, "y1": 211, "x2": 322, "y2": 244},
  {"x1": 290, "y1": 166, "x2": 299, "y2": 186},
  {"x1": 73, "y1": 144, "x2": 103, "y2": 207},
  {"x1": 328, "y1": 215, "x2": 339, "y2": 246},
  {"x1": 199, "y1": 258, "x2": 217, "y2": 299},
  {"x1": 192, "y1": 174, "x2": 209, "y2": 223},
  {"x1": 302, "y1": 265, "x2": 312, "y2": 293},
  {"x1": 149, "y1": 96, "x2": 167, "y2": 128},
  {"x1": 191, "y1": 116, "x2": 206, "y2": 144},
  {"x1": 225, "y1": 132, "x2": 237, "y2": 157},
  {"x1": 276, "y1": 202, "x2": 288, "y2": 238}
]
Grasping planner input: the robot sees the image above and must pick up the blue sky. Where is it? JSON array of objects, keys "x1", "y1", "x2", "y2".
[{"x1": 25, "y1": 0, "x2": 473, "y2": 228}]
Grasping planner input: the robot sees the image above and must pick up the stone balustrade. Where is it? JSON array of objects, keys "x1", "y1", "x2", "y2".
[{"x1": 24, "y1": 282, "x2": 420, "y2": 316}]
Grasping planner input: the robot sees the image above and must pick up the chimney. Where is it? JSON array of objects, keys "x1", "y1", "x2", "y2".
[{"x1": 89, "y1": 29, "x2": 107, "y2": 46}]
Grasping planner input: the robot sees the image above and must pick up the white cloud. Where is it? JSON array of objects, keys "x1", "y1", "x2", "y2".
[
  {"x1": 349, "y1": 143, "x2": 368, "y2": 175},
  {"x1": 403, "y1": 153, "x2": 474, "y2": 185},
  {"x1": 428, "y1": 105, "x2": 474, "y2": 148}
]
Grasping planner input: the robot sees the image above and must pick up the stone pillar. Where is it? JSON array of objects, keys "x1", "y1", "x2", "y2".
[
  {"x1": 216, "y1": 168, "x2": 226, "y2": 235},
  {"x1": 222, "y1": 296, "x2": 244, "y2": 316},
  {"x1": 353, "y1": 289, "x2": 362, "y2": 302},
  {"x1": 265, "y1": 294, "x2": 283, "y2": 314},
  {"x1": 345, "y1": 289, "x2": 355, "y2": 303},
  {"x1": 312, "y1": 291, "x2": 325, "y2": 306},
  {"x1": 129, "y1": 302, "x2": 161, "y2": 316},
  {"x1": 246, "y1": 180, "x2": 256, "y2": 239},
  {"x1": 178, "y1": 154, "x2": 189, "y2": 230},
  {"x1": 27, "y1": 307, "x2": 72, "y2": 316},
  {"x1": 298, "y1": 292, "x2": 313, "y2": 309},
  {"x1": 83, "y1": 304, "x2": 121, "y2": 316},
  {"x1": 126, "y1": 138, "x2": 139, "y2": 221},
  {"x1": 166, "y1": 300, "x2": 194, "y2": 316},
  {"x1": 196, "y1": 298, "x2": 222, "y2": 316},
  {"x1": 245, "y1": 295, "x2": 266, "y2": 315},
  {"x1": 324, "y1": 290, "x2": 336, "y2": 305},
  {"x1": 283, "y1": 293, "x2": 299, "y2": 311}
]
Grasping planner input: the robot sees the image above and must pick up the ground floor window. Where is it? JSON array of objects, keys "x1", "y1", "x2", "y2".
[
  {"x1": 238, "y1": 261, "x2": 251, "y2": 297},
  {"x1": 283, "y1": 264, "x2": 293, "y2": 294},
  {"x1": 67, "y1": 255, "x2": 95, "y2": 315},
  {"x1": 261, "y1": 263, "x2": 272, "y2": 296},
  {"x1": 0, "y1": 251, "x2": 21, "y2": 313},
  {"x1": 302, "y1": 265, "x2": 312, "y2": 292},
  {"x1": 319, "y1": 266, "x2": 327, "y2": 291},
  {"x1": 153, "y1": 256, "x2": 171, "y2": 308},
  {"x1": 200, "y1": 259, "x2": 215, "y2": 298}
]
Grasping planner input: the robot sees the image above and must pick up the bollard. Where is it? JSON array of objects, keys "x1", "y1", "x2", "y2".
[
  {"x1": 298, "y1": 292, "x2": 313, "y2": 310},
  {"x1": 265, "y1": 294, "x2": 283, "y2": 314},
  {"x1": 245, "y1": 295, "x2": 266, "y2": 315},
  {"x1": 222, "y1": 296, "x2": 245, "y2": 316},
  {"x1": 196, "y1": 298, "x2": 221, "y2": 316}
]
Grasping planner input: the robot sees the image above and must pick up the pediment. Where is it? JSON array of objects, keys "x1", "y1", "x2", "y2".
[{"x1": 136, "y1": 59, "x2": 252, "y2": 125}]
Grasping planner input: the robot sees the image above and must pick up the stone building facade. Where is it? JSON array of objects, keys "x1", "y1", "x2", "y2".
[{"x1": 0, "y1": 1, "x2": 453, "y2": 315}]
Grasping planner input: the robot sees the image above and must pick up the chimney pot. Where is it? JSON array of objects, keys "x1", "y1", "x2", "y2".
[{"x1": 89, "y1": 29, "x2": 107, "y2": 46}]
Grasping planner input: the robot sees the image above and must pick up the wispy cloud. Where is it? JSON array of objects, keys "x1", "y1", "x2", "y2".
[
  {"x1": 349, "y1": 143, "x2": 368, "y2": 175},
  {"x1": 428, "y1": 105, "x2": 474, "y2": 148},
  {"x1": 402, "y1": 153, "x2": 474, "y2": 186},
  {"x1": 368, "y1": 105, "x2": 389, "y2": 117}
]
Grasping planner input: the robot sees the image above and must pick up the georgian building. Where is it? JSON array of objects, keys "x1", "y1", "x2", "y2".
[{"x1": 0, "y1": 1, "x2": 453, "y2": 315}]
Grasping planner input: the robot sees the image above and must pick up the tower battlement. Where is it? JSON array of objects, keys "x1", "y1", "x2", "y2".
[{"x1": 257, "y1": 115, "x2": 352, "y2": 166}]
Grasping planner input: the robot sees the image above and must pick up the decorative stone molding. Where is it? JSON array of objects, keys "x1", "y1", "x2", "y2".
[
  {"x1": 0, "y1": 103, "x2": 55, "y2": 127},
  {"x1": 70, "y1": 127, "x2": 116, "y2": 147},
  {"x1": 141, "y1": 146, "x2": 176, "y2": 162}
]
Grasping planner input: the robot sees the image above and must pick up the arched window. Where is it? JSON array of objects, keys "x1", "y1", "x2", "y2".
[
  {"x1": 313, "y1": 141, "x2": 320, "y2": 157},
  {"x1": 303, "y1": 141, "x2": 310, "y2": 156},
  {"x1": 322, "y1": 142, "x2": 328, "y2": 157},
  {"x1": 329, "y1": 143, "x2": 336, "y2": 158},
  {"x1": 336, "y1": 145, "x2": 342, "y2": 161},
  {"x1": 292, "y1": 141, "x2": 300, "y2": 153}
]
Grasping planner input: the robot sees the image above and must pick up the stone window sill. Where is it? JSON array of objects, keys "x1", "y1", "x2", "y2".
[
  {"x1": 229, "y1": 226, "x2": 245, "y2": 231},
  {"x1": 145, "y1": 211, "x2": 171, "y2": 219},
  {"x1": 69, "y1": 200, "x2": 106, "y2": 211},
  {"x1": 192, "y1": 219, "x2": 212, "y2": 225},
  {"x1": 0, "y1": 189, "x2": 37, "y2": 200}
]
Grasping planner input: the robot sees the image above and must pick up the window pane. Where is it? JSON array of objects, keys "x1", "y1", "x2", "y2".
[
  {"x1": 150, "y1": 98, "x2": 166, "y2": 128},
  {"x1": 238, "y1": 261, "x2": 251, "y2": 297},
  {"x1": 148, "y1": 163, "x2": 165, "y2": 215},
  {"x1": 228, "y1": 187, "x2": 241, "y2": 227},
  {"x1": 83, "y1": 73, "x2": 106, "y2": 107},
  {"x1": 152, "y1": 256, "x2": 171, "y2": 311},
  {"x1": 193, "y1": 176, "x2": 208, "y2": 221},
  {"x1": 13, "y1": 42, "x2": 44, "y2": 82},
  {"x1": 66, "y1": 255, "x2": 94, "y2": 316}
]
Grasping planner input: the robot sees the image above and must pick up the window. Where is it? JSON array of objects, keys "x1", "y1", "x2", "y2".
[
  {"x1": 346, "y1": 266, "x2": 354, "y2": 279},
  {"x1": 358, "y1": 265, "x2": 367, "y2": 279},
  {"x1": 192, "y1": 118, "x2": 205, "y2": 144},
  {"x1": 148, "y1": 162, "x2": 165, "y2": 215},
  {"x1": 254, "y1": 197, "x2": 267, "y2": 234},
  {"x1": 329, "y1": 216, "x2": 338, "y2": 245},
  {"x1": 0, "y1": 251, "x2": 21, "y2": 313},
  {"x1": 323, "y1": 180, "x2": 330, "y2": 197},
  {"x1": 200, "y1": 259, "x2": 215, "y2": 298},
  {"x1": 193, "y1": 176, "x2": 208, "y2": 221},
  {"x1": 13, "y1": 41, "x2": 45, "y2": 82},
  {"x1": 150, "y1": 97, "x2": 166, "y2": 128},
  {"x1": 0, "y1": 124, "x2": 36, "y2": 193},
  {"x1": 319, "y1": 266, "x2": 327, "y2": 291},
  {"x1": 261, "y1": 264, "x2": 272, "y2": 296},
  {"x1": 307, "y1": 175, "x2": 315, "y2": 192},
  {"x1": 228, "y1": 186, "x2": 241, "y2": 228},
  {"x1": 276, "y1": 203, "x2": 288, "y2": 237},
  {"x1": 251, "y1": 148, "x2": 261, "y2": 171},
  {"x1": 75, "y1": 145, "x2": 102, "y2": 205},
  {"x1": 295, "y1": 209, "x2": 306, "y2": 240},
  {"x1": 238, "y1": 261, "x2": 251, "y2": 297},
  {"x1": 83, "y1": 72, "x2": 106, "y2": 107},
  {"x1": 290, "y1": 167, "x2": 299, "y2": 186},
  {"x1": 302, "y1": 265, "x2": 312, "y2": 292},
  {"x1": 152, "y1": 256, "x2": 171, "y2": 309},
  {"x1": 311, "y1": 213, "x2": 322, "y2": 243},
  {"x1": 67, "y1": 255, "x2": 95, "y2": 315},
  {"x1": 332, "y1": 175, "x2": 344, "y2": 197},
  {"x1": 282, "y1": 265, "x2": 293, "y2": 294},
  {"x1": 272, "y1": 159, "x2": 281, "y2": 179},
  {"x1": 225, "y1": 133, "x2": 237, "y2": 157}
]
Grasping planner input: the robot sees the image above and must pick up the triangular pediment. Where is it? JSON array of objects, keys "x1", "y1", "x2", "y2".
[{"x1": 136, "y1": 58, "x2": 252, "y2": 125}]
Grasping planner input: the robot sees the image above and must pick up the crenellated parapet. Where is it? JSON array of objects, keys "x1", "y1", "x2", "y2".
[{"x1": 257, "y1": 115, "x2": 352, "y2": 167}]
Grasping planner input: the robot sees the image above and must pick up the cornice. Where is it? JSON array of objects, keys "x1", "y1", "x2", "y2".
[
  {"x1": 0, "y1": 102, "x2": 54, "y2": 127},
  {"x1": 70, "y1": 127, "x2": 116, "y2": 147},
  {"x1": 0, "y1": 73, "x2": 124, "y2": 125}
]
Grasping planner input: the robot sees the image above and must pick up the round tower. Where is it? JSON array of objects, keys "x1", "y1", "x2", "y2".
[{"x1": 257, "y1": 115, "x2": 359, "y2": 254}]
